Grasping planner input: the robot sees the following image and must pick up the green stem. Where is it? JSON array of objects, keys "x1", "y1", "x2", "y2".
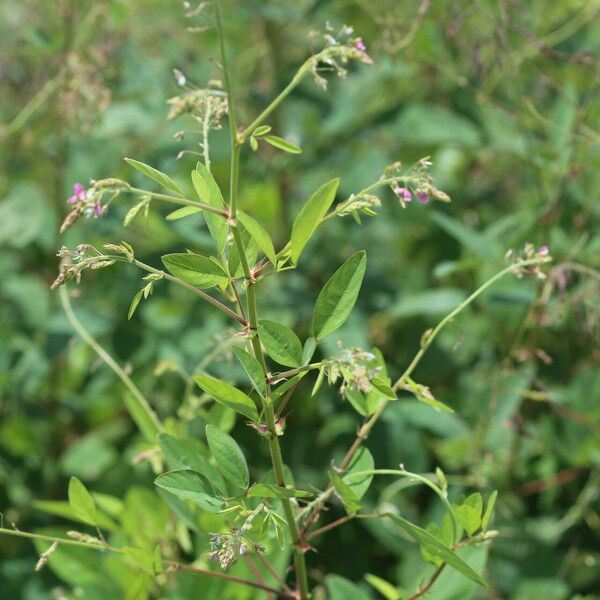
[
  {"x1": 215, "y1": 4, "x2": 309, "y2": 597},
  {"x1": 59, "y1": 287, "x2": 162, "y2": 442},
  {"x1": 0, "y1": 528, "x2": 293, "y2": 598},
  {"x1": 128, "y1": 188, "x2": 229, "y2": 218},
  {"x1": 239, "y1": 61, "x2": 311, "y2": 143},
  {"x1": 301, "y1": 256, "x2": 551, "y2": 530},
  {"x1": 345, "y1": 469, "x2": 459, "y2": 543},
  {"x1": 129, "y1": 257, "x2": 248, "y2": 326}
]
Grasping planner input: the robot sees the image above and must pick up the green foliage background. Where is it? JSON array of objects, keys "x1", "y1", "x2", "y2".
[{"x1": 1, "y1": 1, "x2": 600, "y2": 598}]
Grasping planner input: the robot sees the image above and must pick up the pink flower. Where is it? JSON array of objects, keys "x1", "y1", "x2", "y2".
[
  {"x1": 393, "y1": 187, "x2": 412, "y2": 202},
  {"x1": 354, "y1": 38, "x2": 366, "y2": 52},
  {"x1": 68, "y1": 183, "x2": 86, "y2": 204},
  {"x1": 538, "y1": 245, "x2": 549, "y2": 256},
  {"x1": 416, "y1": 191, "x2": 429, "y2": 204}
]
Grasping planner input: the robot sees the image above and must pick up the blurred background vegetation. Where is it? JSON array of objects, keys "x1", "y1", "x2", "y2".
[{"x1": 1, "y1": 0, "x2": 600, "y2": 598}]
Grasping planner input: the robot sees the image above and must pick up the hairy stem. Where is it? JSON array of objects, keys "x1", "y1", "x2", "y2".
[
  {"x1": 59, "y1": 287, "x2": 162, "y2": 442},
  {"x1": 215, "y1": 4, "x2": 309, "y2": 597}
]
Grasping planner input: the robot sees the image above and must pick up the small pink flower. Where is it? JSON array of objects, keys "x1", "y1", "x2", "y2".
[
  {"x1": 416, "y1": 191, "x2": 429, "y2": 204},
  {"x1": 354, "y1": 38, "x2": 366, "y2": 52},
  {"x1": 393, "y1": 187, "x2": 412, "y2": 202},
  {"x1": 538, "y1": 245, "x2": 549, "y2": 256},
  {"x1": 68, "y1": 183, "x2": 86, "y2": 204},
  {"x1": 94, "y1": 202, "x2": 103, "y2": 216}
]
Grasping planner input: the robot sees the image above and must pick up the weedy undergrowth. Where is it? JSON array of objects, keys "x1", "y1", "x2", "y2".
[{"x1": 1, "y1": 4, "x2": 552, "y2": 599}]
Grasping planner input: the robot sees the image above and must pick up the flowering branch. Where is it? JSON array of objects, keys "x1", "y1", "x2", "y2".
[
  {"x1": 301, "y1": 252, "x2": 553, "y2": 533},
  {"x1": 0, "y1": 528, "x2": 294, "y2": 598}
]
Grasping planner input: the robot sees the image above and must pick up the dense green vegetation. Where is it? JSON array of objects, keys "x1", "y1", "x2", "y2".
[{"x1": 1, "y1": 1, "x2": 599, "y2": 599}]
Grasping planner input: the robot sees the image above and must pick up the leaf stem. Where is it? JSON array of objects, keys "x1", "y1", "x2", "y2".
[
  {"x1": 239, "y1": 61, "x2": 311, "y2": 143},
  {"x1": 0, "y1": 528, "x2": 293, "y2": 598},
  {"x1": 59, "y1": 287, "x2": 162, "y2": 442},
  {"x1": 128, "y1": 187, "x2": 229, "y2": 218}
]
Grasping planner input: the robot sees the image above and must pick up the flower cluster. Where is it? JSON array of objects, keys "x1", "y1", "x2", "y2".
[
  {"x1": 324, "y1": 344, "x2": 382, "y2": 395},
  {"x1": 385, "y1": 158, "x2": 451, "y2": 208},
  {"x1": 505, "y1": 243, "x2": 553, "y2": 279},
  {"x1": 50, "y1": 244, "x2": 124, "y2": 290},
  {"x1": 308, "y1": 23, "x2": 373, "y2": 90},
  {"x1": 60, "y1": 179, "x2": 130, "y2": 233},
  {"x1": 336, "y1": 193, "x2": 382, "y2": 223},
  {"x1": 207, "y1": 528, "x2": 265, "y2": 570}
]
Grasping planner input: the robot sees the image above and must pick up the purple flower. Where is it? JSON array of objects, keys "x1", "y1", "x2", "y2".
[
  {"x1": 416, "y1": 191, "x2": 429, "y2": 204},
  {"x1": 393, "y1": 186, "x2": 412, "y2": 202},
  {"x1": 94, "y1": 202, "x2": 103, "y2": 216},
  {"x1": 354, "y1": 38, "x2": 366, "y2": 52},
  {"x1": 68, "y1": 183, "x2": 86, "y2": 204},
  {"x1": 538, "y1": 245, "x2": 549, "y2": 256}
]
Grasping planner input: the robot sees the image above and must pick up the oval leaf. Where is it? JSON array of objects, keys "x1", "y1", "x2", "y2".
[
  {"x1": 205, "y1": 425, "x2": 249, "y2": 490},
  {"x1": 263, "y1": 135, "x2": 302, "y2": 154},
  {"x1": 68, "y1": 477, "x2": 97, "y2": 526},
  {"x1": 165, "y1": 206, "x2": 202, "y2": 221},
  {"x1": 159, "y1": 434, "x2": 226, "y2": 495},
  {"x1": 154, "y1": 470, "x2": 224, "y2": 512},
  {"x1": 193, "y1": 375, "x2": 259, "y2": 422},
  {"x1": 193, "y1": 163, "x2": 228, "y2": 254},
  {"x1": 162, "y1": 253, "x2": 229, "y2": 289},
  {"x1": 259, "y1": 319, "x2": 303, "y2": 368},
  {"x1": 125, "y1": 157, "x2": 184, "y2": 197},
  {"x1": 247, "y1": 483, "x2": 313, "y2": 499},
  {"x1": 387, "y1": 514, "x2": 487, "y2": 586},
  {"x1": 238, "y1": 211, "x2": 276, "y2": 265},
  {"x1": 290, "y1": 179, "x2": 339, "y2": 265},
  {"x1": 313, "y1": 251, "x2": 367, "y2": 340},
  {"x1": 232, "y1": 346, "x2": 266, "y2": 396}
]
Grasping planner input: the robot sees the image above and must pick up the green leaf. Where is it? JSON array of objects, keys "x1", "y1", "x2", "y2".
[
  {"x1": 290, "y1": 178, "x2": 339, "y2": 265},
  {"x1": 125, "y1": 157, "x2": 184, "y2": 197},
  {"x1": 364, "y1": 573, "x2": 404, "y2": 600},
  {"x1": 370, "y1": 376, "x2": 396, "y2": 400},
  {"x1": 121, "y1": 391, "x2": 162, "y2": 444},
  {"x1": 263, "y1": 135, "x2": 302, "y2": 154},
  {"x1": 228, "y1": 229, "x2": 259, "y2": 278},
  {"x1": 456, "y1": 493, "x2": 483, "y2": 536},
  {"x1": 158, "y1": 434, "x2": 225, "y2": 495},
  {"x1": 387, "y1": 514, "x2": 487, "y2": 586},
  {"x1": 259, "y1": 319, "x2": 303, "y2": 367},
  {"x1": 238, "y1": 211, "x2": 276, "y2": 265},
  {"x1": 194, "y1": 375, "x2": 259, "y2": 422},
  {"x1": 326, "y1": 575, "x2": 371, "y2": 600},
  {"x1": 192, "y1": 163, "x2": 228, "y2": 253},
  {"x1": 329, "y1": 470, "x2": 362, "y2": 514},
  {"x1": 68, "y1": 477, "x2": 97, "y2": 526},
  {"x1": 205, "y1": 425, "x2": 249, "y2": 490},
  {"x1": 162, "y1": 253, "x2": 229, "y2": 289},
  {"x1": 32, "y1": 499, "x2": 116, "y2": 531},
  {"x1": 312, "y1": 251, "x2": 367, "y2": 340},
  {"x1": 156, "y1": 489, "x2": 200, "y2": 532},
  {"x1": 165, "y1": 206, "x2": 202, "y2": 221},
  {"x1": 123, "y1": 546, "x2": 161, "y2": 577},
  {"x1": 481, "y1": 490, "x2": 498, "y2": 531},
  {"x1": 123, "y1": 198, "x2": 151, "y2": 227},
  {"x1": 154, "y1": 470, "x2": 224, "y2": 512},
  {"x1": 252, "y1": 125, "x2": 272, "y2": 137},
  {"x1": 344, "y1": 447, "x2": 374, "y2": 500},
  {"x1": 128, "y1": 289, "x2": 144, "y2": 320},
  {"x1": 247, "y1": 483, "x2": 313, "y2": 499},
  {"x1": 302, "y1": 337, "x2": 317, "y2": 365},
  {"x1": 232, "y1": 346, "x2": 266, "y2": 396}
]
